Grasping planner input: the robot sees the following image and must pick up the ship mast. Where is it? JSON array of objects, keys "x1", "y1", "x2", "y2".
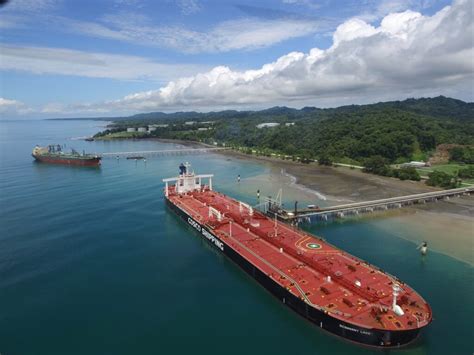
[
  {"x1": 392, "y1": 284, "x2": 405, "y2": 316},
  {"x1": 163, "y1": 162, "x2": 213, "y2": 197}
]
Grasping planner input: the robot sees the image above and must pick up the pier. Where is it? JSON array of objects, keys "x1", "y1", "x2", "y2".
[
  {"x1": 99, "y1": 147, "x2": 228, "y2": 158},
  {"x1": 275, "y1": 187, "x2": 474, "y2": 223}
]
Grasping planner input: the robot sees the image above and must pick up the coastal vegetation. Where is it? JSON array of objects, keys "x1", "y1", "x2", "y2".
[
  {"x1": 426, "y1": 171, "x2": 460, "y2": 189},
  {"x1": 93, "y1": 96, "x2": 473, "y2": 186},
  {"x1": 362, "y1": 156, "x2": 421, "y2": 181},
  {"x1": 416, "y1": 163, "x2": 474, "y2": 187},
  {"x1": 93, "y1": 129, "x2": 147, "y2": 139},
  {"x1": 449, "y1": 146, "x2": 474, "y2": 164}
]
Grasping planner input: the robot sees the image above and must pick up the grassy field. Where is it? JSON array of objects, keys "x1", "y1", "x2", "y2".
[
  {"x1": 417, "y1": 163, "x2": 474, "y2": 185},
  {"x1": 417, "y1": 164, "x2": 467, "y2": 174}
]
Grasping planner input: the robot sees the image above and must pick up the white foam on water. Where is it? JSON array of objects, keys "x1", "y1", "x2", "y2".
[
  {"x1": 69, "y1": 136, "x2": 92, "y2": 140},
  {"x1": 280, "y1": 168, "x2": 328, "y2": 201}
]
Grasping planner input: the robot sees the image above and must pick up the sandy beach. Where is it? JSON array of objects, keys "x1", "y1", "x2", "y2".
[
  {"x1": 371, "y1": 198, "x2": 473, "y2": 264},
  {"x1": 221, "y1": 149, "x2": 439, "y2": 202},
  {"x1": 219, "y1": 149, "x2": 473, "y2": 265},
  {"x1": 143, "y1": 140, "x2": 473, "y2": 264}
]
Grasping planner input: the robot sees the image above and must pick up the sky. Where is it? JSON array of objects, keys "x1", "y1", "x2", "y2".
[{"x1": 0, "y1": 0, "x2": 472, "y2": 118}]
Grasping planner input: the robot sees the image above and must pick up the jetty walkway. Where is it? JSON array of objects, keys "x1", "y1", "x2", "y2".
[
  {"x1": 99, "y1": 147, "x2": 228, "y2": 158},
  {"x1": 279, "y1": 187, "x2": 473, "y2": 223}
]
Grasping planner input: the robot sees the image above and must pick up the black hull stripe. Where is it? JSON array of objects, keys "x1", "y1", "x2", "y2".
[{"x1": 166, "y1": 198, "x2": 421, "y2": 348}]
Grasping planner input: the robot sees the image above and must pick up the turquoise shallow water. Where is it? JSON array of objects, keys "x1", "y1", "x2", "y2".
[{"x1": 0, "y1": 120, "x2": 472, "y2": 355}]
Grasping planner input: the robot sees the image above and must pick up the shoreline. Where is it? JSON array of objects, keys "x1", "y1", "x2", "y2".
[
  {"x1": 219, "y1": 148, "x2": 440, "y2": 202},
  {"x1": 91, "y1": 136, "x2": 457, "y2": 202},
  {"x1": 218, "y1": 149, "x2": 473, "y2": 265},
  {"x1": 359, "y1": 197, "x2": 473, "y2": 265},
  {"x1": 93, "y1": 137, "x2": 473, "y2": 264},
  {"x1": 93, "y1": 136, "x2": 445, "y2": 201}
]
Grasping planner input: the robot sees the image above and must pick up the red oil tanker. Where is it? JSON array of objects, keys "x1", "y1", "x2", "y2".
[
  {"x1": 32, "y1": 145, "x2": 101, "y2": 166},
  {"x1": 163, "y1": 163, "x2": 432, "y2": 347}
]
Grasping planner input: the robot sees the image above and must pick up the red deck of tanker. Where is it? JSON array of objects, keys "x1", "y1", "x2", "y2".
[{"x1": 163, "y1": 165, "x2": 432, "y2": 347}]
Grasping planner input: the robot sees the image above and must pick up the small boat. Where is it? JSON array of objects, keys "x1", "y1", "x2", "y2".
[{"x1": 126, "y1": 156, "x2": 145, "y2": 160}]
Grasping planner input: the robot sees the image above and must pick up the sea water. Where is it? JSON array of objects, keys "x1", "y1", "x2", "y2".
[{"x1": 0, "y1": 120, "x2": 472, "y2": 355}]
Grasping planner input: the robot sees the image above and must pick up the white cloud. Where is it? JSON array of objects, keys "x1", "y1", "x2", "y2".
[
  {"x1": 114, "y1": 0, "x2": 144, "y2": 7},
  {"x1": 357, "y1": 0, "x2": 419, "y2": 22},
  {"x1": 0, "y1": 44, "x2": 208, "y2": 81},
  {"x1": 332, "y1": 19, "x2": 378, "y2": 45},
  {"x1": 176, "y1": 0, "x2": 201, "y2": 15},
  {"x1": 3, "y1": 0, "x2": 472, "y2": 117},
  {"x1": 0, "y1": 0, "x2": 56, "y2": 28},
  {"x1": 0, "y1": 97, "x2": 32, "y2": 115},
  {"x1": 66, "y1": 14, "x2": 321, "y2": 53},
  {"x1": 281, "y1": 0, "x2": 321, "y2": 9},
  {"x1": 40, "y1": 102, "x2": 67, "y2": 114},
  {"x1": 2, "y1": 0, "x2": 57, "y2": 12},
  {"x1": 1, "y1": 1, "x2": 322, "y2": 54},
  {"x1": 69, "y1": 0, "x2": 471, "y2": 113}
]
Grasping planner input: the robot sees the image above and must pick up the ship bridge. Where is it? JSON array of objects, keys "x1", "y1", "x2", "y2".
[{"x1": 162, "y1": 162, "x2": 213, "y2": 197}]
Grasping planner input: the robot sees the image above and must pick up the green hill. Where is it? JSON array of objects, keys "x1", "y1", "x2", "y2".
[{"x1": 97, "y1": 96, "x2": 473, "y2": 164}]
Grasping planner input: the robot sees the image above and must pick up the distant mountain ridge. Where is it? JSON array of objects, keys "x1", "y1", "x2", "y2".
[
  {"x1": 91, "y1": 95, "x2": 473, "y2": 164},
  {"x1": 51, "y1": 96, "x2": 473, "y2": 123}
]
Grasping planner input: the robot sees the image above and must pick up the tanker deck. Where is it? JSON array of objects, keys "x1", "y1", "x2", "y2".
[{"x1": 163, "y1": 163, "x2": 432, "y2": 347}]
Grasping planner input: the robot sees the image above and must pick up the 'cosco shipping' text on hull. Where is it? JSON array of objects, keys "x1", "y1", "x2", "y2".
[{"x1": 163, "y1": 163, "x2": 432, "y2": 348}]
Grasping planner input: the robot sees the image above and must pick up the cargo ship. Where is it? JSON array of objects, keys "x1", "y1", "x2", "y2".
[
  {"x1": 163, "y1": 163, "x2": 432, "y2": 347},
  {"x1": 32, "y1": 145, "x2": 101, "y2": 166}
]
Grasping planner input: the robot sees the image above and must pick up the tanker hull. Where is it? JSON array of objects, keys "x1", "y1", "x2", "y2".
[
  {"x1": 165, "y1": 197, "x2": 423, "y2": 348},
  {"x1": 32, "y1": 154, "x2": 101, "y2": 166}
]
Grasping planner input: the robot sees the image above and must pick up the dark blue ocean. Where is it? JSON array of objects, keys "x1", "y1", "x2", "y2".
[{"x1": 0, "y1": 120, "x2": 472, "y2": 355}]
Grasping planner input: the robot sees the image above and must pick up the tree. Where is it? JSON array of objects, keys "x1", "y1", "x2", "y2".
[
  {"x1": 95, "y1": 97, "x2": 474, "y2": 165},
  {"x1": 427, "y1": 171, "x2": 457, "y2": 188},
  {"x1": 299, "y1": 149, "x2": 313, "y2": 163},
  {"x1": 458, "y1": 165, "x2": 474, "y2": 179},
  {"x1": 318, "y1": 155, "x2": 332, "y2": 166},
  {"x1": 449, "y1": 147, "x2": 474, "y2": 164},
  {"x1": 396, "y1": 167, "x2": 421, "y2": 181},
  {"x1": 363, "y1": 156, "x2": 391, "y2": 176}
]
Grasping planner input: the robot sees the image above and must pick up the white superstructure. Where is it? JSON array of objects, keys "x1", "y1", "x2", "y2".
[{"x1": 163, "y1": 162, "x2": 213, "y2": 197}]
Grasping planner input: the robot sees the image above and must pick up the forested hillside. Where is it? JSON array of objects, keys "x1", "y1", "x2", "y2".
[{"x1": 97, "y1": 96, "x2": 473, "y2": 164}]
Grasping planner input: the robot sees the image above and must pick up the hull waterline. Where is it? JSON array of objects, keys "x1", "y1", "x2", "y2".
[{"x1": 165, "y1": 197, "x2": 426, "y2": 348}]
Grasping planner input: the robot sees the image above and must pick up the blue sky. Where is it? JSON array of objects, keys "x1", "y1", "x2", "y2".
[{"x1": 0, "y1": 0, "x2": 471, "y2": 117}]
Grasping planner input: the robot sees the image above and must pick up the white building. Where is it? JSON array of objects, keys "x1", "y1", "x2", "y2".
[
  {"x1": 185, "y1": 121, "x2": 196, "y2": 125},
  {"x1": 137, "y1": 127, "x2": 147, "y2": 132},
  {"x1": 285, "y1": 122, "x2": 295, "y2": 126},
  {"x1": 401, "y1": 161, "x2": 428, "y2": 168},
  {"x1": 256, "y1": 122, "x2": 280, "y2": 129},
  {"x1": 148, "y1": 126, "x2": 157, "y2": 132},
  {"x1": 198, "y1": 127, "x2": 209, "y2": 131},
  {"x1": 127, "y1": 127, "x2": 136, "y2": 132}
]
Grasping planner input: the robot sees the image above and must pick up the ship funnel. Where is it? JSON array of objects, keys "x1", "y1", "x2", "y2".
[
  {"x1": 392, "y1": 284, "x2": 405, "y2": 316},
  {"x1": 179, "y1": 162, "x2": 188, "y2": 175},
  {"x1": 163, "y1": 165, "x2": 213, "y2": 196}
]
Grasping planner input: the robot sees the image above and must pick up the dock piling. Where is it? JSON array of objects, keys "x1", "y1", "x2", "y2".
[{"x1": 276, "y1": 187, "x2": 473, "y2": 224}]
